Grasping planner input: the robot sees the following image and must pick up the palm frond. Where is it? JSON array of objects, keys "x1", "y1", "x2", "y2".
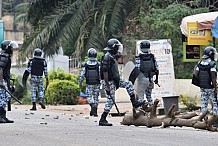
[
  {"x1": 14, "y1": 13, "x2": 28, "y2": 23},
  {"x1": 14, "y1": 3, "x2": 30, "y2": 13},
  {"x1": 22, "y1": 0, "x2": 94, "y2": 59}
]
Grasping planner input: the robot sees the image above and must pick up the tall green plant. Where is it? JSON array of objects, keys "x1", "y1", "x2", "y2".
[
  {"x1": 123, "y1": 3, "x2": 208, "y2": 78},
  {"x1": 21, "y1": 0, "x2": 134, "y2": 60}
]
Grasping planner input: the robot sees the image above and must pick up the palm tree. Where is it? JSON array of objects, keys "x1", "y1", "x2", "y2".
[
  {"x1": 14, "y1": 2, "x2": 30, "y2": 38},
  {"x1": 20, "y1": 0, "x2": 135, "y2": 60}
]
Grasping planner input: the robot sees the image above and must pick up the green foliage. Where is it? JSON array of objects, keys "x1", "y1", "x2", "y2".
[
  {"x1": 10, "y1": 74, "x2": 28, "y2": 101},
  {"x1": 21, "y1": 0, "x2": 135, "y2": 60},
  {"x1": 45, "y1": 79, "x2": 79, "y2": 105},
  {"x1": 45, "y1": 69, "x2": 80, "y2": 105},
  {"x1": 97, "y1": 52, "x2": 104, "y2": 61},
  {"x1": 179, "y1": 95, "x2": 200, "y2": 111},
  {"x1": 49, "y1": 69, "x2": 78, "y2": 83},
  {"x1": 21, "y1": 0, "x2": 215, "y2": 79},
  {"x1": 124, "y1": 3, "x2": 208, "y2": 79}
]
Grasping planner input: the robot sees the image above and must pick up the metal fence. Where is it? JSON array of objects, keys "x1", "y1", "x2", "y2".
[{"x1": 69, "y1": 57, "x2": 81, "y2": 74}]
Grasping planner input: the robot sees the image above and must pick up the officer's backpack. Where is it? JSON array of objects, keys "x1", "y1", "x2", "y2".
[
  {"x1": 84, "y1": 62, "x2": 100, "y2": 85},
  {"x1": 138, "y1": 53, "x2": 157, "y2": 78},
  {"x1": 192, "y1": 61, "x2": 215, "y2": 88}
]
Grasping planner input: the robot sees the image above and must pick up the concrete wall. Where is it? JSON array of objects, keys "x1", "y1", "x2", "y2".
[
  {"x1": 47, "y1": 55, "x2": 69, "y2": 72},
  {"x1": 175, "y1": 79, "x2": 200, "y2": 98},
  {"x1": 98, "y1": 79, "x2": 201, "y2": 103}
]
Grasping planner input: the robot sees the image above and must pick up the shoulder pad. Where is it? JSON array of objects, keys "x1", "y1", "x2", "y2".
[
  {"x1": 103, "y1": 53, "x2": 111, "y2": 61},
  {"x1": 150, "y1": 53, "x2": 155, "y2": 58},
  {"x1": 209, "y1": 61, "x2": 216, "y2": 67}
]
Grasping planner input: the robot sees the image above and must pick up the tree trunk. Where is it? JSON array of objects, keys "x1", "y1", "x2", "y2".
[{"x1": 121, "y1": 99, "x2": 218, "y2": 132}]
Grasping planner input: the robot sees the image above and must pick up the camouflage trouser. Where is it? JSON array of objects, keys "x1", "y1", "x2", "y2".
[
  {"x1": 30, "y1": 76, "x2": 44, "y2": 103},
  {"x1": 137, "y1": 79, "x2": 154, "y2": 106},
  {"x1": 86, "y1": 84, "x2": 100, "y2": 107},
  {"x1": 200, "y1": 88, "x2": 218, "y2": 115},
  {"x1": 102, "y1": 78, "x2": 134, "y2": 113},
  {"x1": 0, "y1": 80, "x2": 11, "y2": 109},
  {"x1": 144, "y1": 82, "x2": 154, "y2": 106}
]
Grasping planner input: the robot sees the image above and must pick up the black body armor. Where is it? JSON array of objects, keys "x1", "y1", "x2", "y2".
[
  {"x1": 101, "y1": 53, "x2": 120, "y2": 81},
  {"x1": 198, "y1": 61, "x2": 215, "y2": 89},
  {"x1": 0, "y1": 51, "x2": 10, "y2": 69},
  {"x1": 138, "y1": 54, "x2": 156, "y2": 78},
  {"x1": 85, "y1": 63, "x2": 100, "y2": 85},
  {"x1": 100, "y1": 53, "x2": 120, "y2": 88},
  {"x1": 29, "y1": 58, "x2": 47, "y2": 76}
]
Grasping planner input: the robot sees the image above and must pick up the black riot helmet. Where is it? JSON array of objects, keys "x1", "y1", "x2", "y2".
[
  {"x1": 87, "y1": 48, "x2": 97, "y2": 60},
  {"x1": 33, "y1": 48, "x2": 43, "y2": 58},
  {"x1": 140, "y1": 40, "x2": 150, "y2": 53},
  {"x1": 202, "y1": 46, "x2": 217, "y2": 60},
  {"x1": 105, "y1": 38, "x2": 123, "y2": 55},
  {"x1": 1, "y1": 40, "x2": 19, "y2": 54}
]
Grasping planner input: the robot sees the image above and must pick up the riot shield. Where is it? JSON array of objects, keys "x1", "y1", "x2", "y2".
[
  {"x1": 12, "y1": 67, "x2": 30, "y2": 89},
  {"x1": 122, "y1": 61, "x2": 135, "y2": 80},
  {"x1": 122, "y1": 61, "x2": 149, "y2": 100}
]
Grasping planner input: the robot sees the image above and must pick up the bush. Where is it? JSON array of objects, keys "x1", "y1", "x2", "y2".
[
  {"x1": 45, "y1": 79, "x2": 80, "y2": 105},
  {"x1": 49, "y1": 69, "x2": 78, "y2": 83},
  {"x1": 179, "y1": 95, "x2": 200, "y2": 111}
]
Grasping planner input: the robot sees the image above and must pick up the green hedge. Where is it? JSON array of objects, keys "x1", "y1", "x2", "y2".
[
  {"x1": 48, "y1": 69, "x2": 78, "y2": 83},
  {"x1": 45, "y1": 79, "x2": 80, "y2": 105},
  {"x1": 46, "y1": 69, "x2": 80, "y2": 105}
]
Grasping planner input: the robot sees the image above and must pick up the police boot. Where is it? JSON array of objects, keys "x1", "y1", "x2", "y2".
[
  {"x1": 89, "y1": 104, "x2": 94, "y2": 116},
  {"x1": 0, "y1": 108, "x2": 6, "y2": 123},
  {"x1": 30, "y1": 102, "x2": 37, "y2": 111},
  {"x1": 99, "y1": 112, "x2": 112, "y2": 126},
  {"x1": 1, "y1": 108, "x2": 14, "y2": 123},
  {"x1": 92, "y1": 107, "x2": 98, "y2": 117},
  {"x1": 130, "y1": 95, "x2": 145, "y2": 108},
  {"x1": 39, "y1": 101, "x2": 46, "y2": 109}
]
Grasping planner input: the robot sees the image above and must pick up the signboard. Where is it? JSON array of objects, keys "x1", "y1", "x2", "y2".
[
  {"x1": 187, "y1": 22, "x2": 212, "y2": 45},
  {"x1": 0, "y1": 20, "x2": 4, "y2": 44},
  {"x1": 136, "y1": 39, "x2": 176, "y2": 106},
  {"x1": 183, "y1": 42, "x2": 203, "y2": 62}
]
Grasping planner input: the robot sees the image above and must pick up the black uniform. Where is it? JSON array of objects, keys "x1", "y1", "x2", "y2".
[{"x1": 0, "y1": 40, "x2": 19, "y2": 123}]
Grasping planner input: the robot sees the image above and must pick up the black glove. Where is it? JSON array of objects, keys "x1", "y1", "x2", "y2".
[
  {"x1": 154, "y1": 79, "x2": 158, "y2": 84},
  {"x1": 9, "y1": 85, "x2": 15, "y2": 93},
  {"x1": 106, "y1": 90, "x2": 110, "y2": 95}
]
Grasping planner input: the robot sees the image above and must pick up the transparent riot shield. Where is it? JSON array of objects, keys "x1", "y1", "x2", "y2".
[{"x1": 122, "y1": 61, "x2": 149, "y2": 100}]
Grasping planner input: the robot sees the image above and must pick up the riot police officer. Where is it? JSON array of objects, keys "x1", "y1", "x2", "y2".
[
  {"x1": 22, "y1": 48, "x2": 49, "y2": 111},
  {"x1": 134, "y1": 40, "x2": 159, "y2": 106},
  {"x1": 79, "y1": 48, "x2": 101, "y2": 117},
  {"x1": 99, "y1": 38, "x2": 145, "y2": 126},
  {"x1": 194, "y1": 46, "x2": 218, "y2": 118},
  {"x1": 0, "y1": 40, "x2": 19, "y2": 123}
]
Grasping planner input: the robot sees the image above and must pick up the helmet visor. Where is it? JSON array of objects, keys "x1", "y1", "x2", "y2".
[
  {"x1": 118, "y1": 44, "x2": 123, "y2": 54},
  {"x1": 9, "y1": 41, "x2": 19, "y2": 49},
  {"x1": 202, "y1": 55, "x2": 209, "y2": 59},
  {"x1": 141, "y1": 48, "x2": 150, "y2": 53},
  {"x1": 103, "y1": 47, "x2": 111, "y2": 51}
]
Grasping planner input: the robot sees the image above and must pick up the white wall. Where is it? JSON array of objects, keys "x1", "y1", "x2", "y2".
[
  {"x1": 47, "y1": 55, "x2": 69, "y2": 72},
  {"x1": 175, "y1": 79, "x2": 200, "y2": 98}
]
